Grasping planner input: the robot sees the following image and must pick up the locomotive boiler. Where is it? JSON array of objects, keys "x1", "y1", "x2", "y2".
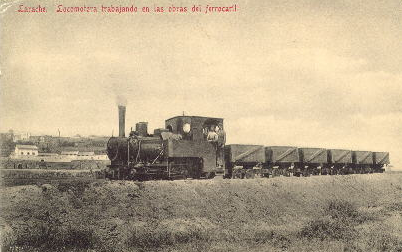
[{"x1": 106, "y1": 105, "x2": 225, "y2": 180}]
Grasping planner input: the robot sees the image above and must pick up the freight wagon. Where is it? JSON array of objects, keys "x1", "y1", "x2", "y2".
[{"x1": 225, "y1": 146, "x2": 388, "y2": 178}]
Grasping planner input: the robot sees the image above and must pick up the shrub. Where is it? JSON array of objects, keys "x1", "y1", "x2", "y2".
[
  {"x1": 299, "y1": 199, "x2": 373, "y2": 241},
  {"x1": 254, "y1": 228, "x2": 291, "y2": 249},
  {"x1": 326, "y1": 199, "x2": 373, "y2": 224},
  {"x1": 367, "y1": 233, "x2": 402, "y2": 252},
  {"x1": 299, "y1": 216, "x2": 355, "y2": 241},
  {"x1": 238, "y1": 223, "x2": 293, "y2": 249}
]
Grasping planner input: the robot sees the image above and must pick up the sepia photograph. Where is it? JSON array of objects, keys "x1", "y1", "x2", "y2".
[{"x1": 0, "y1": 0, "x2": 401, "y2": 251}]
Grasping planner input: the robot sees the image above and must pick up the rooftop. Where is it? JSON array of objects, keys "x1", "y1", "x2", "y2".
[
  {"x1": 15, "y1": 144, "x2": 38, "y2": 150},
  {"x1": 165, "y1": 115, "x2": 224, "y2": 121}
]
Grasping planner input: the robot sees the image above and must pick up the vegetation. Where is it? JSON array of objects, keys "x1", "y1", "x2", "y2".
[
  {"x1": 0, "y1": 134, "x2": 15, "y2": 157},
  {"x1": 1, "y1": 174, "x2": 402, "y2": 252}
]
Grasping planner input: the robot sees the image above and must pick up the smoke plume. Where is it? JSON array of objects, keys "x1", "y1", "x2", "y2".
[
  {"x1": 109, "y1": 73, "x2": 131, "y2": 107},
  {"x1": 115, "y1": 94, "x2": 127, "y2": 106}
]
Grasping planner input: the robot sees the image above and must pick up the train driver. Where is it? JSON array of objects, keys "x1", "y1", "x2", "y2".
[{"x1": 207, "y1": 125, "x2": 219, "y2": 142}]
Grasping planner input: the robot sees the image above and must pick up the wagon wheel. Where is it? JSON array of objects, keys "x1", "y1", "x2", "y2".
[
  {"x1": 245, "y1": 170, "x2": 255, "y2": 179},
  {"x1": 283, "y1": 169, "x2": 291, "y2": 177},
  {"x1": 302, "y1": 169, "x2": 310, "y2": 177},
  {"x1": 232, "y1": 169, "x2": 243, "y2": 179},
  {"x1": 192, "y1": 171, "x2": 201, "y2": 179},
  {"x1": 180, "y1": 170, "x2": 189, "y2": 180}
]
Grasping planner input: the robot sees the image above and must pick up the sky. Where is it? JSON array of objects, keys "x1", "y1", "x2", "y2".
[{"x1": 1, "y1": 0, "x2": 401, "y2": 168}]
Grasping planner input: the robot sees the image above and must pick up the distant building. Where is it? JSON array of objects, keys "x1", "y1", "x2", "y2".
[
  {"x1": 29, "y1": 135, "x2": 46, "y2": 143},
  {"x1": 61, "y1": 151, "x2": 79, "y2": 159},
  {"x1": 14, "y1": 144, "x2": 38, "y2": 156},
  {"x1": 13, "y1": 132, "x2": 31, "y2": 142},
  {"x1": 76, "y1": 151, "x2": 108, "y2": 160},
  {"x1": 37, "y1": 152, "x2": 72, "y2": 162},
  {"x1": 78, "y1": 151, "x2": 95, "y2": 157},
  {"x1": 38, "y1": 153, "x2": 59, "y2": 157},
  {"x1": 76, "y1": 151, "x2": 94, "y2": 160},
  {"x1": 61, "y1": 151, "x2": 79, "y2": 155},
  {"x1": 91, "y1": 154, "x2": 109, "y2": 160}
]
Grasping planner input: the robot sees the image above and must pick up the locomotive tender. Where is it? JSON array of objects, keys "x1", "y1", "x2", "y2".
[{"x1": 105, "y1": 106, "x2": 390, "y2": 180}]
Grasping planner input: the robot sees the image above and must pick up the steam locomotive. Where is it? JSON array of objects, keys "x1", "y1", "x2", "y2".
[{"x1": 105, "y1": 106, "x2": 390, "y2": 180}]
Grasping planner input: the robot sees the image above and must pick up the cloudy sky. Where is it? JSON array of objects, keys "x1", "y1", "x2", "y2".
[{"x1": 1, "y1": 0, "x2": 401, "y2": 167}]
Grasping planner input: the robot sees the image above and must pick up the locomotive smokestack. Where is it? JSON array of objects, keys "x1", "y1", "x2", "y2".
[{"x1": 118, "y1": 105, "x2": 126, "y2": 137}]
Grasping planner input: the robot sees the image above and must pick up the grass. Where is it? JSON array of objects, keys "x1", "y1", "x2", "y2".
[
  {"x1": 1, "y1": 173, "x2": 402, "y2": 251},
  {"x1": 299, "y1": 199, "x2": 373, "y2": 241}
]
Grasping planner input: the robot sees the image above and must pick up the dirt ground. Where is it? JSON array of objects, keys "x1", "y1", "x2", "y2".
[{"x1": 1, "y1": 172, "x2": 401, "y2": 251}]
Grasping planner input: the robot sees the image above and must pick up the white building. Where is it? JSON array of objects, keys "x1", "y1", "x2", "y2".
[
  {"x1": 14, "y1": 144, "x2": 38, "y2": 156},
  {"x1": 78, "y1": 151, "x2": 95, "y2": 157},
  {"x1": 76, "y1": 151, "x2": 109, "y2": 160},
  {"x1": 37, "y1": 153, "x2": 72, "y2": 162},
  {"x1": 60, "y1": 151, "x2": 79, "y2": 160},
  {"x1": 13, "y1": 132, "x2": 31, "y2": 142},
  {"x1": 91, "y1": 154, "x2": 109, "y2": 160}
]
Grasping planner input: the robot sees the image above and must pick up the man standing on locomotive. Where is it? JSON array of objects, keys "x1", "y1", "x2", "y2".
[
  {"x1": 207, "y1": 125, "x2": 219, "y2": 142},
  {"x1": 206, "y1": 124, "x2": 226, "y2": 168}
]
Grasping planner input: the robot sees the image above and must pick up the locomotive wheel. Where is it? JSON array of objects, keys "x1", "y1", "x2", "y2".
[{"x1": 223, "y1": 174, "x2": 232, "y2": 179}]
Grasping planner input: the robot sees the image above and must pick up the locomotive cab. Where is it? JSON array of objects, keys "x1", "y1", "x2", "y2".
[{"x1": 164, "y1": 116, "x2": 226, "y2": 174}]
